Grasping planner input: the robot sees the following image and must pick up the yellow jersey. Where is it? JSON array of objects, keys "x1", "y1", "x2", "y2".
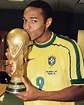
[{"x1": 24, "y1": 32, "x2": 84, "y2": 105}]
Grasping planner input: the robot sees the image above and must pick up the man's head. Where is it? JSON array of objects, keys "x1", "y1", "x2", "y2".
[{"x1": 23, "y1": 1, "x2": 53, "y2": 42}]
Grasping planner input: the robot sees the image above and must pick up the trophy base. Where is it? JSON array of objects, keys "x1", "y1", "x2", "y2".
[{"x1": 6, "y1": 82, "x2": 26, "y2": 94}]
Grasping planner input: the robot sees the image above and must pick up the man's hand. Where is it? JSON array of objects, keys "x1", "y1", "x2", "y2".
[{"x1": 15, "y1": 77, "x2": 40, "y2": 101}]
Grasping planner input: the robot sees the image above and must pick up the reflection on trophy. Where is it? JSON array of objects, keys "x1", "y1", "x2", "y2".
[{"x1": 6, "y1": 28, "x2": 31, "y2": 94}]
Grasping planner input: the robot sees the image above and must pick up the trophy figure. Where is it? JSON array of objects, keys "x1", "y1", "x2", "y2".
[{"x1": 6, "y1": 28, "x2": 30, "y2": 94}]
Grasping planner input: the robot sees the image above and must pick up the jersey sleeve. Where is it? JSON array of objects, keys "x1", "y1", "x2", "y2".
[{"x1": 69, "y1": 40, "x2": 84, "y2": 85}]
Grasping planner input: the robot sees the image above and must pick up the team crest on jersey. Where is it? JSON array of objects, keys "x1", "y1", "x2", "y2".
[{"x1": 48, "y1": 56, "x2": 56, "y2": 66}]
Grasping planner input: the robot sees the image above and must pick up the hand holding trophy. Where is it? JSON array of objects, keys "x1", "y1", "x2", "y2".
[{"x1": 6, "y1": 28, "x2": 31, "y2": 94}]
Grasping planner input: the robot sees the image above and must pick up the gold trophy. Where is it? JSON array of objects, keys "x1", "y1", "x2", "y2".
[{"x1": 6, "y1": 28, "x2": 30, "y2": 94}]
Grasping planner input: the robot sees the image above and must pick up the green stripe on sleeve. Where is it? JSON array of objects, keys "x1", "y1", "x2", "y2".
[
  {"x1": 71, "y1": 79, "x2": 84, "y2": 84},
  {"x1": 58, "y1": 35, "x2": 82, "y2": 79}
]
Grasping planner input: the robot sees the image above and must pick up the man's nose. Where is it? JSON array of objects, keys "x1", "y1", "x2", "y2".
[{"x1": 23, "y1": 22, "x2": 31, "y2": 30}]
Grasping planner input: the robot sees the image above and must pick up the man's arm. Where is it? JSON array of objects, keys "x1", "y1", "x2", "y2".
[
  {"x1": 38, "y1": 85, "x2": 84, "y2": 102},
  {"x1": 16, "y1": 77, "x2": 84, "y2": 102}
]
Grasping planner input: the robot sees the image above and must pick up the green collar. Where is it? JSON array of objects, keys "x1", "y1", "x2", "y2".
[{"x1": 33, "y1": 33, "x2": 56, "y2": 48}]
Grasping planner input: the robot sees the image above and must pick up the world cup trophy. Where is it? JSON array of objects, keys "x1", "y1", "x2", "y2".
[{"x1": 6, "y1": 28, "x2": 31, "y2": 94}]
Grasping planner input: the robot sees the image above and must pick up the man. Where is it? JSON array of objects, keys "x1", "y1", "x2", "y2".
[{"x1": 6, "y1": 0, "x2": 84, "y2": 105}]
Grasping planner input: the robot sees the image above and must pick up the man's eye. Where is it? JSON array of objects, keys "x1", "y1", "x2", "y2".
[{"x1": 32, "y1": 20, "x2": 37, "y2": 23}]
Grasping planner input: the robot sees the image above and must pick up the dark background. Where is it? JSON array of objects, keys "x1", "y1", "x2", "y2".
[{"x1": 0, "y1": 9, "x2": 84, "y2": 41}]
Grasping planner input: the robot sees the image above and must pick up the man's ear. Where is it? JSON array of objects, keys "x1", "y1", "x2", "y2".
[{"x1": 46, "y1": 17, "x2": 52, "y2": 28}]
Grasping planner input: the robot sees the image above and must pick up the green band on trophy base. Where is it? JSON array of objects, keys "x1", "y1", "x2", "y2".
[
  {"x1": 9, "y1": 82, "x2": 24, "y2": 85},
  {"x1": 6, "y1": 82, "x2": 26, "y2": 93},
  {"x1": 6, "y1": 87, "x2": 26, "y2": 93}
]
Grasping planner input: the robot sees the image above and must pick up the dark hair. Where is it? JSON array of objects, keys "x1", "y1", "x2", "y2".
[{"x1": 27, "y1": 0, "x2": 53, "y2": 22}]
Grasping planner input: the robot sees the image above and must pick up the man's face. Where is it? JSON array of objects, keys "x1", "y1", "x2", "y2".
[{"x1": 23, "y1": 7, "x2": 46, "y2": 41}]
